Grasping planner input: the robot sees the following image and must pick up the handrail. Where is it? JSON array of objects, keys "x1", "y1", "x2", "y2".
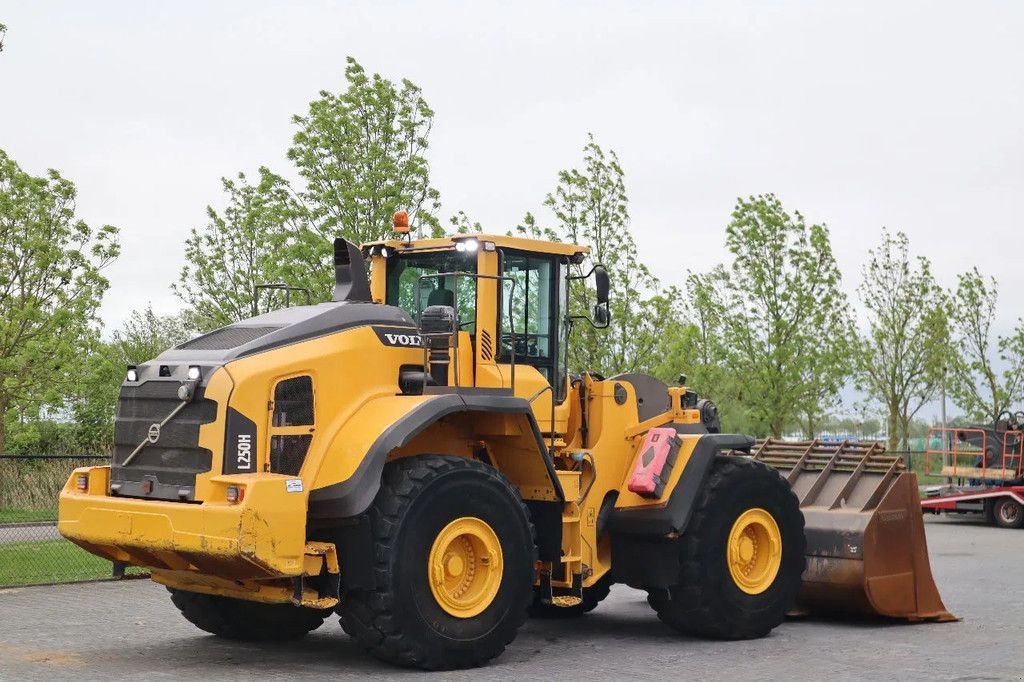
[{"x1": 925, "y1": 427, "x2": 1024, "y2": 481}]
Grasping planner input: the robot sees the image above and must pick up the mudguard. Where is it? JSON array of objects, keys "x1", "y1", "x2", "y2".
[
  {"x1": 307, "y1": 392, "x2": 563, "y2": 521},
  {"x1": 609, "y1": 433, "x2": 754, "y2": 536}
]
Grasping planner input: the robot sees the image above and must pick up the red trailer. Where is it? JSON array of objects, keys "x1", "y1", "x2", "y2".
[{"x1": 920, "y1": 425, "x2": 1024, "y2": 529}]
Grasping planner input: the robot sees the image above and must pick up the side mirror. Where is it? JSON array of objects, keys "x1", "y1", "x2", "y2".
[
  {"x1": 594, "y1": 266, "x2": 610, "y2": 306},
  {"x1": 593, "y1": 302, "x2": 610, "y2": 327}
]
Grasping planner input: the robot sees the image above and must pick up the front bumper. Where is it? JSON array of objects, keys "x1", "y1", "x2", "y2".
[{"x1": 58, "y1": 466, "x2": 312, "y2": 581}]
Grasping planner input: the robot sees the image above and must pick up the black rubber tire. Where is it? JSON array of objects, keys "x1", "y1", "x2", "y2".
[
  {"x1": 993, "y1": 496, "x2": 1024, "y2": 529},
  {"x1": 647, "y1": 455, "x2": 806, "y2": 640},
  {"x1": 983, "y1": 499, "x2": 997, "y2": 526},
  {"x1": 527, "y1": 573, "x2": 613, "y2": 618},
  {"x1": 168, "y1": 588, "x2": 330, "y2": 641},
  {"x1": 337, "y1": 455, "x2": 536, "y2": 670}
]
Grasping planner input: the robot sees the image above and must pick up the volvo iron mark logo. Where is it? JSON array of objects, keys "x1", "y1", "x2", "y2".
[
  {"x1": 373, "y1": 326, "x2": 424, "y2": 348},
  {"x1": 147, "y1": 423, "x2": 161, "y2": 444}
]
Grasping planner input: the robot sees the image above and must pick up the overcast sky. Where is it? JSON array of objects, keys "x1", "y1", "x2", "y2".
[{"x1": 2, "y1": 2, "x2": 1023, "y2": 362}]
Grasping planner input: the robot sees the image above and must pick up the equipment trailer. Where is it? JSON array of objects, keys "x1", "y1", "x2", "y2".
[
  {"x1": 59, "y1": 217, "x2": 954, "y2": 670},
  {"x1": 922, "y1": 421, "x2": 1024, "y2": 528}
]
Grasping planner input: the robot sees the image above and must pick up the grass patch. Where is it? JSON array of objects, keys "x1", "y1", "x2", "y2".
[
  {"x1": 0, "y1": 538, "x2": 114, "y2": 587},
  {"x1": 0, "y1": 508, "x2": 56, "y2": 523}
]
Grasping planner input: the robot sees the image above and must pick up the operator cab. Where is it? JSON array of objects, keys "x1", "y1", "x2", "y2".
[{"x1": 364, "y1": 231, "x2": 608, "y2": 434}]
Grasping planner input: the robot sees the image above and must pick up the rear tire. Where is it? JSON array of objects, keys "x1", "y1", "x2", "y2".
[
  {"x1": 528, "y1": 574, "x2": 613, "y2": 618},
  {"x1": 338, "y1": 455, "x2": 535, "y2": 670},
  {"x1": 647, "y1": 455, "x2": 805, "y2": 640},
  {"x1": 993, "y1": 496, "x2": 1024, "y2": 529},
  {"x1": 168, "y1": 589, "x2": 330, "y2": 641}
]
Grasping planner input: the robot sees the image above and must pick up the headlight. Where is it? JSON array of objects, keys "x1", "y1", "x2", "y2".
[{"x1": 187, "y1": 366, "x2": 201, "y2": 381}]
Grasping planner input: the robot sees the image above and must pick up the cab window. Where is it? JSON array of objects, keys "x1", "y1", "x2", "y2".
[{"x1": 385, "y1": 251, "x2": 477, "y2": 330}]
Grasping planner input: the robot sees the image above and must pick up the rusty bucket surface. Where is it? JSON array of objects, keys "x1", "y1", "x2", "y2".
[{"x1": 752, "y1": 439, "x2": 956, "y2": 622}]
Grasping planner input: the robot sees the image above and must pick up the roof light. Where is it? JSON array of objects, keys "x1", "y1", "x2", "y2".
[
  {"x1": 126, "y1": 366, "x2": 138, "y2": 382},
  {"x1": 483, "y1": 241, "x2": 496, "y2": 252},
  {"x1": 464, "y1": 239, "x2": 479, "y2": 252},
  {"x1": 393, "y1": 210, "x2": 410, "y2": 235}
]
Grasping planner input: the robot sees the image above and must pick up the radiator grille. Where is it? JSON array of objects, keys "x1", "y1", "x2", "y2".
[{"x1": 110, "y1": 381, "x2": 217, "y2": 493}]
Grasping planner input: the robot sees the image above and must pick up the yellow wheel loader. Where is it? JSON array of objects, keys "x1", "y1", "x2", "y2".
[{"x1": 58, "y1": 224, "x2": 954, "y2": 670}]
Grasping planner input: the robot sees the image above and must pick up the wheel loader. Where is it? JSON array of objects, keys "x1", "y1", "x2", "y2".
[{"x1": 58, "y1": 219, "x2": 954, "y2": 670}]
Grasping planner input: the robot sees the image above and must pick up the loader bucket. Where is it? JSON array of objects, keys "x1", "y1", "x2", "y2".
[{"x1": 752, "y1": 439, "x2": 956, "y2": 622}]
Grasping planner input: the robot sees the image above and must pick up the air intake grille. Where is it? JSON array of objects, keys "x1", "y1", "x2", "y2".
[
  {"x1": 178, "y1": 326, "x2": 281, "y2": 351},
  {"x1": 269, "y1": 375, "x2": 314, "y2": 475},
  {"x1": 480, "y1": 329, "x2": 494, "y2": 361},
  {"x1": 270, "y1": 435, "x2": 312, "y2": 475},
  {"x1": 273, "y1": 376, "x2": 314, "y2": 426}
]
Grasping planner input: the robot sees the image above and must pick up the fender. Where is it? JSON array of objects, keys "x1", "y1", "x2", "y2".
[
  {"x1": 307, "y1": 392, "x2": 564, "y2": 522},
  {"x1": 608, "y1": 433, "x2": 754, "y2": 536}
]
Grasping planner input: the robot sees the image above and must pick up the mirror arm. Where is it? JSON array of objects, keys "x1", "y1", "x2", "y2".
[
  {"x1": 567, "y1": 264, "x2": 605, "y2": 281},
  {"x1": 568, "y1": 312, "x2": 610, "y2": 330}
]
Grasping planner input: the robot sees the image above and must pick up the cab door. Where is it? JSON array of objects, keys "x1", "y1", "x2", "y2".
[{"x1": 478, "y1": 250, "x2": 570, "y2": 434}]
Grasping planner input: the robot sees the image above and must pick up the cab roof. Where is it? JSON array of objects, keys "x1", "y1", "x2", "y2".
[{"x1": 362, "y1": 233, "x2": 590, "y2": 259}]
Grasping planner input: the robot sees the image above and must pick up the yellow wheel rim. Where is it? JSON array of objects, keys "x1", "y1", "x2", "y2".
[
  {"x1": 428, "y1": 517, "x2": 503, "y2": 618},
  {"x1": 726, "y1": 508, "x2": 782, "y2": 595}
]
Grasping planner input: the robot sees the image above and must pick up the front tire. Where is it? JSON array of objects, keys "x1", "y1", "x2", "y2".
[
  {"x1": 168, "y1": 589, "x2": 330, "y2": 641},
  {"x1": 647, "y1": 455, "x2": 805, "y2": 640},
  {"x1": 338, "y1": 455, "x2": 535, "y2": 670}
]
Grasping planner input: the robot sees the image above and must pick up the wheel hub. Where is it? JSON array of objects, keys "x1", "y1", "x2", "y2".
[
  {"x1": 428, "y1": 517, "x2": 503, "y2": 618},
  {"x1": 727, "y1": 508, "x2": 782, "y2": 595}
]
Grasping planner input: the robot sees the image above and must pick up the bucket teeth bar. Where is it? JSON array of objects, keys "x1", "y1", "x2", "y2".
[
  {"x1": 752, "y1": 439, "x2": 904, "y2": 511},
  {"x1": 749, "y1": 439, "x2": 956, "y2": 623}
]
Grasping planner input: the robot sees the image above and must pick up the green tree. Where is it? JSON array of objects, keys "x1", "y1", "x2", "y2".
[
  {"x1": 948, "y1": 269, "x2": 1024, "y2": 423},
  {"x1": 0, "y1": 149, "x2": 119, "y2": 453},
  {"x1": 689, "y1": 194, "x2": 854, "y2": 437},
  {"x1": 517, "y1": 135, "x2": 679, "y2": 376},
  {"x1": 174, "y1": 168, "x2": 303, "y2": 331},
  {"x1": 288, "y1": 56, "x2": 442, "y2": 247},
  {"x1": 856, "y1": 231, "x2": 950, "y2": 451},
  {"x1": 652, "y1": 273, "x2": 758, "y2": 430},
  {"x1": 450, "y1": 210, "x2": 483, "y2": 235},
  {"x1": 179, "y1": 58, "x2": 443, "y2": 324}
]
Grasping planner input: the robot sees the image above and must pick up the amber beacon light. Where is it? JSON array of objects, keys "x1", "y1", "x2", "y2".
[{"x1": 393, "y1": 210, "x2": 410, "y2": 234}]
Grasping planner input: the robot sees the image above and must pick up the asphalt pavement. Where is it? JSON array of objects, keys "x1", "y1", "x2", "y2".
[{"x1": 0, "y1": 515, "x2": 1021, "y2": 682}]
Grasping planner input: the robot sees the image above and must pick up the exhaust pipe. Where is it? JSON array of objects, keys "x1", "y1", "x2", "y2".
[{"x1": 332, "y1": 238, "x2": 372, "y2": 303}]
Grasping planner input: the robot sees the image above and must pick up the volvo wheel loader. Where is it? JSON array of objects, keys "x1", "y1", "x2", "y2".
[{"x1": 58, "y1": 221, "x2": 954, "y2": 670}]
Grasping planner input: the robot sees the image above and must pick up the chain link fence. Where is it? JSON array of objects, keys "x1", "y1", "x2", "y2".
[{"x1": 0, "y1": 455, "x2": 147, "y2": 587}]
